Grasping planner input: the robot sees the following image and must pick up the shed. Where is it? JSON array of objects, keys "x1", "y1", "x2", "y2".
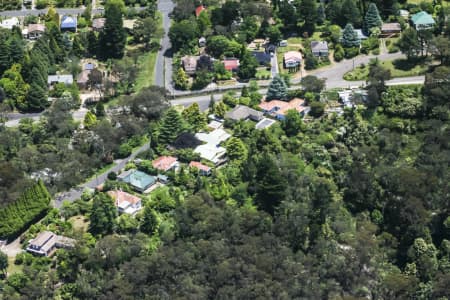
[{"x1": 60, "y1": 15, "x2": 77, "y2": 32}]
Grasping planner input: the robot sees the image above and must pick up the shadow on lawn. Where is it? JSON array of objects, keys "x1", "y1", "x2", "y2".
[{"x1": 392, "y1": 58, "x2": 426, "y2": 71}]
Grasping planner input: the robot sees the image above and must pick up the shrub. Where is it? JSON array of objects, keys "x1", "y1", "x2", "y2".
[
  {"x1": 117, "y1": 143, "x2": 132, "y2": 158},
  {"x1": 372, "y1": 48, "x2": 380, "y2": 55},
  {"x1": 107, "y1": 172, "x2": 117, "y2": 180},
  {"x1": 334, "y1": 45, "x2": 345, "y2": 62},
  {"x1": 344, "y1": 47, "x2": 359, "y2": 58},
  {"x1": 309, "y1": 101, "x2": 326, "y2": 117}
]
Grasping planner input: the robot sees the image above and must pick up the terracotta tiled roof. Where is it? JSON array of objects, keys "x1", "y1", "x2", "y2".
[
  {"x1": 195, "y1": 5, "x2": 206, "y2": 17},
  {"x1": 222, "y1": 59, "x2": 239, "y2": 71},
  {"x1": 152, "y1": 156, "x2": 178, "y2": 171},
  {"x1": 259, "y1": 98, "x2": 306, "y2": 115},
  {"x1": 107, "y1": 190, "x2": 141, "y2": 206},
  {"x1": 189, "y1": 161, "x2": 211, "y2": 172}
]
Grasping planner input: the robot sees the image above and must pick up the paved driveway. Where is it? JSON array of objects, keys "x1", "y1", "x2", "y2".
[{"x1": 154, "y1": 0, "x2": 174, "y2": 87}]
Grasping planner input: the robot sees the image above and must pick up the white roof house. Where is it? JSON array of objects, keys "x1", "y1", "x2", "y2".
[
  {"x1": 194, "y1": 144, "x2": 227, "y2": 165},
  {"x1": 0, "y1": 17, "x2": 19, "y2": 29},
  {"x1": 195, "y1": 128, "x2": 231, "y2": 145},
  {"x1": 194, "y1": 129, "x2": 231, "y2": 165},
  {"x1": 48, "y1": 74, "x2": 74, "y2": 85}
]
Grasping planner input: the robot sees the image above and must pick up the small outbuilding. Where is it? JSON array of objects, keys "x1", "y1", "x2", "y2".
[
  {"x1": 310, "y1": 41, "x2": 329, "y2": 57},
  {"x1": 60, "y1": 15, "x2": 77, "y2": 32}
]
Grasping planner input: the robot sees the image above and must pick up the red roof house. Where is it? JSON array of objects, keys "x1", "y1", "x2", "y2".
[
  {"x1": 195, "y1": 5, "x2": 206, "y2": 17},
  {"x1": 259, "y1": 98, "x2": 307, "y2": 120},
  {"x1": 152, "y1": 156, "x2": 179, "y2": 172},
  {"x1": 189, "y1": 161, "x2": 212, "y2": 176},
  {"x1": 222, "y1": 59, "x2": 240, "y2": 72}
]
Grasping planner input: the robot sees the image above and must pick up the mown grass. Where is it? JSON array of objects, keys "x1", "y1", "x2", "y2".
[{"x1": 344, "y1": 58, "x2": 429, "y2": 81}]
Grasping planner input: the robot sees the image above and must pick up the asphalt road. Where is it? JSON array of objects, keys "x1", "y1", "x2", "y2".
[{"x1": 154, "y1": 0, "x2": 174, "y2": 87}]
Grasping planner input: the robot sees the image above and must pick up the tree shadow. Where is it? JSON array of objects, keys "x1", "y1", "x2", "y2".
[{"x1": 392, "y1": 58, "x2": 424, "y2": 71}]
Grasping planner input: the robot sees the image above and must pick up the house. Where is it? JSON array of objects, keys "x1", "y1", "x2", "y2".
[
  {"x1": 92, "y1": 18, "x2": 106, "y2": 31},
  {"x1": 123, "y1": 19, "x2": 137, "y2": 31},
  {"x1": 169, "y1": 132, "x2": 203, "y2": 150},
  {"x1": 25, "y1": 23, "x2": 45, "y2": 40},
  {"x1": 255, "y1": 118, "x2": 276, "y2": 130},
  {"x1": 182, "y1": 55, "x2": 199, "y2": 75},
  {"x1": 354, "y1": 29, "x2": 368, "y2": 40},
  {"x1": 118, "y1": 169, "x2": 156, "y2": 192},
  {"x1": 77, "y1": 70, "x2": 91, "y2": 89},
  {"x1": 279, "y1": 40, "x2": 288, "y2": 47},
  {"x1": 381, "y1": 23, "x2": 401, "y2": 37},
  {"x1": 152, "y1": 156, "x2": 179, "y2": 172},
  {"x1": 0, "y1": 17, "x2": 19, "y2": 30},
  {"x1": 194, "y1": 144, "x2": 227, "y2": 165},
  {"x1": 283, "y1": 51, "x2": 302, "y2": 68},
  {"x1": 194, "y1": 128, "x2": 231, "y2": 165},
  {"x1": 189, "y1": 161, "x2": 212, "y2": 176},
  {"x1": 252, "y1": 51, "x2": 271, "y2": 65},
  {"x1": 208, "y1": 120, "x2": 223, "y2": 130},
  {"x1": 196, "y1": 128, "x2": 231, "y2": 145},
  {"x1": 26, "y1": 231, "x2": 75, "y2": 257},
  {"x1": 48, "y1": 74, "x2": 74, "y2": 86},
  {"x1": 222, "y1": 59, "x2": 240, "y2": 72},
  {"x1": 195, "y1": 5, "x2": 206, "y2": 17},
  {"x1": 411, "y1": 11, "x2": 435, "y2": 30},
  {"x1": 311, "y1": 41, "x2": 329, "y2": 57},
  {"x1": 60, "y1": 15, "x2": 77, "y2": 32},
  {"x1": 225, "y1": 105, "x2": 263, "y2": 122},
  {"x1": 107, "y1": 190, "x2": 142, "y2": 215},
  {"x1": 399, "y1": 9, "x2": 410, "y2": 19},
  {"x1": 259, "y1": 98, "x2": 307, "y2": 120},
  {"x1": 199, "y1": 36, "x2": 206, "y2": 47}
]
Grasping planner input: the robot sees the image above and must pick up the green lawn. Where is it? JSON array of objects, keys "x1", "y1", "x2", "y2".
[
  {"x1": 255, "y1": 68, "x2": 271, "y2": 80},
  {"x1": 344, "y1": 59, "x2": 429, "y2": 81},
  {"x1": 7, "y1": 256, "x2": 23, "y2": 276},
  {"x1": 135, "y1": 11, "x2": 163, "y2": 90}
]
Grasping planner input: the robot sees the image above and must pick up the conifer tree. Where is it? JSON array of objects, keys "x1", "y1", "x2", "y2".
[
  {"x1": 140, "y1": 206, "x2": 159, "y2": 234},
  {"x1": 89, "y1": 193, "x2": 117, "y2": 235},
  {"x1": 99, "y1": 0, "x2": 126, "y2": 60},
  {"x1": 25, "y1": 82, "x2": 48, "y2": 112},
  {"x1": 364, "y1": 3, "x2": 382, "y2": 35},
  {"x1": 342, "y1": 23, "x2": 361, "y2": 47},
  {"x1": 173, "y1": 67, "x2": 189, "y2": 90},
  {"x1": 182, "y1": 102, "x2": 207, "y2": 131},
  {"x1": 214, "y1": 101, "x2": 227, "y2": 118},
  {"x1": 158, "y1": 107, "x2": 185, "y2": 144},
  {"x1": 266, "y1": 75, "x2": 288, "y2": 101}
]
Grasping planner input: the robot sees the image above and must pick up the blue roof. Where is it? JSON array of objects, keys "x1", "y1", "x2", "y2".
[
  {"x1": 84, "y1": 63, "x2": 95, "y2": 70},
  {"x1": 60, "y1": 15, "x2": 77, "y2": 29},
  {"x1": 123, "y1": 170, "x2": 156, "y2": 191},
  {"x1": 411, "y1": 11, "x2": 435, "y2": 25}
]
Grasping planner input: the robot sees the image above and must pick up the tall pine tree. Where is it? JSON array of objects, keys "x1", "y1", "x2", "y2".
[
  {"x1": 342, "y1": 23, "x2": 361, "y2": 48},
  {"x1": 364, "y1": 3, "x2": 382, "y2": 35},
  {"x1": 158, "y1": 107, "x2": 185, "y2": 145},
  {"x1": 266, "y1": 75, "x2": 288, "y2": 101},
  {"x1": 99, "y1": 0, "x2": 126, "y2": 60}
]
